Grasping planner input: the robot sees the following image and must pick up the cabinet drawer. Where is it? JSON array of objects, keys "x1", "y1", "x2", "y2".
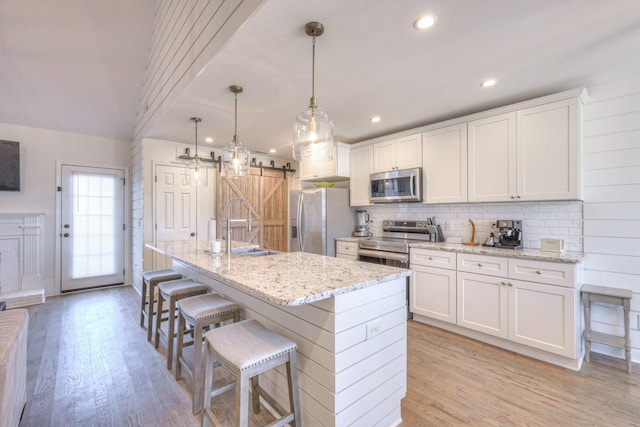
[
  {"x1": 410, "y1": 248, "x2": 456, "y2": 269},
  {"x1": 508, "y1": 258, "x2": 575, "y2": 288},
  {"x1": 457, "y1": 253, "x2": 508, "y2": 278},
  {"x1": 336, "y1": 241, "x2": 358, "y2": 256}
]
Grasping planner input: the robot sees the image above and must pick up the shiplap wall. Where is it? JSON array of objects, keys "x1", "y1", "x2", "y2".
[
  {"x1": 582, "y1": 75, "x2": 640, "y2": 362},
  {"x1": 131, "y1": 0, "x2": 263, "y2": 291}
]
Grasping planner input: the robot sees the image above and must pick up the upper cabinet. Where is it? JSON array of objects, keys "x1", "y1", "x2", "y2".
[
  {"x1": 468, "y1": 98, "x2": 581, "y2": 202},
  {"x1": 422, "y1": 124, "x2": 468, "y2": 204},
  {"x1": 516, "y1": 98, "x2": 581, "y2": 201},
  {"x1": 372, "y1": 134, "x2": 422, "y2": 172},
  {"x1": 299, "y1": 142, "x2": 350, "y2": 182},
  {"x1": 349, "y1": 145, "x2": 373, "y2": 206},
  {"x1": 467, "y1": 112, "x2": 518, "y2": 202}
]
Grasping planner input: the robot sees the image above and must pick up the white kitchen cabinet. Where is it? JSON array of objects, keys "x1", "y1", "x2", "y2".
[
  {"x1": 468, "y1": 98, "x2": 581, "y2": 202},
  {"x1": 457, "y1": 271, "x2": 509, "y2": 338},
  {"x1": 299, "y1": 142, "x2": 350, "y2": 182},
  {"x1": 467, "y1": 112, "x2": 517, "y2": 202},
  {"x1": 335, "y1": 240, "x2": 358, "y2": 261},
  {"x1": 372, "y1": 134, "x2": 422, "y2": 172},
  {"x1": 455, "y1": 253, "x2": 578, "y2": 358},
  {"x1": 516, "y1": 98, "x2": 581, "y2": 200},
  {"x1": 410, "y1": 249, "x2": 457, "y2": 324},
  {"x1": 349, "y1": 145, "x2": 373, "y2": 206},
  {"x1": 422, "y1": 124, "x2": 468, "y2": 204},
  {"x1": 508, "y1": 279, "x2": 576, "y2": 358}
]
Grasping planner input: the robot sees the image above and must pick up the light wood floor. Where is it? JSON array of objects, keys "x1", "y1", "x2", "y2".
[{"x1": 19, "y1": 286, "x2": 640, "y2": 426}]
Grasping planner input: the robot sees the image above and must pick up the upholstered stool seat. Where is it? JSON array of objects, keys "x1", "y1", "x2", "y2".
[
  {"x1": 155, "y1": 278, "x2": 209, "y2": 370},
  {"x1": 202, "y1": 319, "x2": 301, "y2": 427},
  {"x1": 140, "y1": 269, "x2": 182, "y2": 342},
  {"x1": 176, "y1": 293, "x2": 241, "y2": 414}
]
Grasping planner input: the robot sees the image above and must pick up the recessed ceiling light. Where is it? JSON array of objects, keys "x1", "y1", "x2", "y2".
[
  {"x1": 269, "y1": 149, "x2": 276, "y2": 153},
  {"x1": 481, "y1": 79, "x2": 497, "y2": 87},
  {"x1": 414, "y1": 15, "x2": 436, "y2": 30},
  {"x1": 205, "y1": 137, "x2": 213, "y2": 143},
  {"x1": 369, "y1": 116, "x2": 381, "y2": 123}
]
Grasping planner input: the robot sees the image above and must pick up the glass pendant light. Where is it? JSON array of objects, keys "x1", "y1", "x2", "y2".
[
  {"x1": 190, "y1": 117, "x2": 202, "y2": 185},
  {"x1": 222, "y1": 85, "x2": 250, "y2": 179},
  {"x1": 293, "y1": 21, "x2": 334, "y2": 162}
]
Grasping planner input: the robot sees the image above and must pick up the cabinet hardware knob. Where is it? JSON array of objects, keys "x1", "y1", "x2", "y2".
[
  {"x1": 511, "y1": 196, "x2": 516, "y2": 199},
  {"x1": 508, "y1": 282, "x2": 513, "y2": 286},
  {"x1": 478, "y1": 263, "x2": 482, "y2": 267},
  {"x1": 536, "y1": 270, "x2": 542, "y2": 274},
  {"x1": 428, "y1": 257, "x2": 433, "y2": 260},
  {"x1": 501, "y1": 281, "x2": 506, "y2": 286}
]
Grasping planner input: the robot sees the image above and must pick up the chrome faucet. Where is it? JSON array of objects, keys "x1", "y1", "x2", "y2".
[{"x1": 226, "y1": 197, "x2": 253, "y2": 254}]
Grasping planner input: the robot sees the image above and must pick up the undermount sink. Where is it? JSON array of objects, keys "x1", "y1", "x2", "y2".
[{"x1": 232, "y1": 247, "x2": 280, "y2": 257}]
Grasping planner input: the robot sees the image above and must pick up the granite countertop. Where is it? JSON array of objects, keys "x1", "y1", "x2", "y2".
[
  {"x1": 409, "y1": 241, "x2": 585, "y2": 263},
  {"x1": 334, "y1": 236, "x2": 362, "y2": 243},
  {"x1": 146, "y1": 241, "x2": 410, "y2": 306}
]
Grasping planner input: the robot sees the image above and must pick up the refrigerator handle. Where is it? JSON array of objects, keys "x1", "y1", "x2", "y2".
[{"x1": 297, "y1": 192, "x2": 304, "y2": 251}]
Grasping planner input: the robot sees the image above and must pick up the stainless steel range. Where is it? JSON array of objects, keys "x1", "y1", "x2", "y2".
[
  {"x1": 357, "y1": 219, "x2": 443, "y2": 319},
  {"x1": 357, "y1": 219, "x2": 442, "y2": 267}
]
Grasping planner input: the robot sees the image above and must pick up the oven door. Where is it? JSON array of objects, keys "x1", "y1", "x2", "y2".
[{"x1": 357, "y1": 248, "x2": 409, "y2": 268}]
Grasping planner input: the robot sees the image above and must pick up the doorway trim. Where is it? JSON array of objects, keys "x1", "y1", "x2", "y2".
[{"x1": 55, "y1": 161, "x2": 130, "y2": 294}]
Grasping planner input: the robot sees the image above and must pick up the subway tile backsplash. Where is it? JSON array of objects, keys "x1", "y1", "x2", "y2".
[{"x1": 363, "y1": 201, "x2": 584, "y2": 252}]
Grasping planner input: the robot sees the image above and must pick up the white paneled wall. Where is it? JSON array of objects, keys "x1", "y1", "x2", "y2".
[
  {"x1": 131, "y1": 0, "x2": 262, "y2": 292},
  {"x1": 364, "y1": 201, "x2": 583, "y2": 252},
  {"x1": 582, "y1": 75, "x2": 640, "y2": 362}
]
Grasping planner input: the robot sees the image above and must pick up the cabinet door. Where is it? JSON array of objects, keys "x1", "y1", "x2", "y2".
[
  {"x1": 350, "y1": 145, "x2": 373, "y2": 206},
  {"x1": 422, "y1": 124, "x2": 468, "y2": 203},
  {"x1": 516, "y1": 98, "x2": 581, "y2": 200},
  {"x1": 468, "y1": 112, "x2": 517, "y2": 202},
  {"x1": 394, "y1": 134, "x2": 423, "y2": 170},
  {"x1": 372, "y1": 140, "x2": 396, "y2": 172},
  {"x1": 508, "y1": 280, "x2": 576, "y2": 358},
  {"x1": 298, "y1": 151, "x2": 316, "y2": 180},
  {"x1": 457, "y1": 272, "x2": 508, "y2": 338},
  {"x1": 411, "y1": 264, "x2": 457, "y2": 324},
  {"x1": 335, "y1": 241, "x2": 358, "y2": 260}
]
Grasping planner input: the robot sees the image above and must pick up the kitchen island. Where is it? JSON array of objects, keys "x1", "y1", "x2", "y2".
[{"x1": 146, "y1": 241, "x2": 411, "y2": 427}]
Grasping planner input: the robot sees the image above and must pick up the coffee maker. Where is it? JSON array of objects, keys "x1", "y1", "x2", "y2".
[
  {"x1": 353, "y1": 209, "x2": 371, "y2": 237},
  {"x1": 493, "y1": 219, "x2": 522, "y2": 249}
]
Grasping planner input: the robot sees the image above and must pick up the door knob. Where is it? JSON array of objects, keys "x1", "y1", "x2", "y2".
[{"x1": 63, "y1": 233, "x2": 70, "y2": 238}]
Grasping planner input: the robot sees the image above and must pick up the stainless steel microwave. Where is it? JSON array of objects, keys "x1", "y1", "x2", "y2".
[{"x1": 370, "y1": 167, "x2": 422, "y2": 203}]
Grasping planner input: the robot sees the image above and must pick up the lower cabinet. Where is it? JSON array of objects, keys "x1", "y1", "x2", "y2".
[
  {"x1": 335, "y1": 240, "x2": 358, "y2": 261},
  {"x1": 412, "y1": 249, "x2": 580, "y2": 363}
]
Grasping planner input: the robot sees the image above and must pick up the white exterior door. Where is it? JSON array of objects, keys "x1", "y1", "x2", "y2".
[{"x1": 60, "y1": 165, "x2": 125, "y2": 292}]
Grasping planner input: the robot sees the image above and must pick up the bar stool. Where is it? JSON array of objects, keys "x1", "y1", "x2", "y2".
[
  {"x1": 582, "y1": 284, "x2": 633, "y2": 373},
  {"x1": 202, "y1": 319, "x2": 302, "y2": 427},
  {"x1": 175, "y1": 293, "x2": 241, "y2": 414},
  {"x1": 140, "y1": 269, "x2": 182, "y2": 342},
  {"x1": 155, "y1": 278, "x2": 209, "y2": 370}
]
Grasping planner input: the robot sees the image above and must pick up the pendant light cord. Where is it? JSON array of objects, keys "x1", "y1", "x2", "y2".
[
  {"x1": 234, "y1": 91, "x2": 239, "y2": 143},
  {"x1": 310, "y1": 35, "x2": 317, "y2": 107}
]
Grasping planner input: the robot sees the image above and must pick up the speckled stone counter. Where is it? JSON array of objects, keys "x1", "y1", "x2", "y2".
[
  {"x1": 147, "y1": 240, "x2": 410, "y2": 306},
  {"x1": 409, "y1": 241, "x2": 585, "y2": 263},
  {"x1": 334, "y1": 236, "x2": 362, "y2": 243},
  {"x1": 146, "y1": 240, "x2": 410, "y2": 426}
]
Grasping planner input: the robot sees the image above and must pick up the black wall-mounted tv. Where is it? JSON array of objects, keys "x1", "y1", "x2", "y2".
[{"x1": 0, "y1": 140, "x2": 20, "y2": 191}]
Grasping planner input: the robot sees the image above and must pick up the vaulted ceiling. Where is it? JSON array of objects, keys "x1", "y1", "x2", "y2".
[{"x1": 2, "y1": 0, "x2": 640, "y2": 159}]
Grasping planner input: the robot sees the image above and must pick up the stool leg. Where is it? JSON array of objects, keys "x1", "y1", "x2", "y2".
[
  {"x1": 140, "y1": 279, "x2": 147, "y2": 328},
  {"x1": 624, "y1": 299, "x2": 631, "y2": 374},
  {"x1": 155, "y1": 293, "x2": 163, "y2": 349},
  {"x1": 202, "y1": 342, "x2": 214, "y2": 427},
  {"x1": 237, "y1": 372, "x2": 250, "y2": 427},
  {"x1": 176, "y1": 310, "x2": 186, "y2": 381},
  {"x1": 287, "y1": 352, "x2": 302, "y2": 427},
  {"x1": 583, "y1": 292, "x2": 591, "y2": 362},
  {"x1": 251, "y1": 376, "x2": 260, "y2": 414},
  {"x1": 167, "y1": 296, "x2": 177, "y2": 370},
  {"x1": 192, "y1": 321, "x2": 204, "y2": 414},
  {"x1": 148, "y1": 281, "x2": 157, "y2": 342}
]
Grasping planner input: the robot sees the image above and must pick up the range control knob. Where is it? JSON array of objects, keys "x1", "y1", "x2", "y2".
[{"x1": 417, "y1": 222, "x2": 422, "y2": 227}]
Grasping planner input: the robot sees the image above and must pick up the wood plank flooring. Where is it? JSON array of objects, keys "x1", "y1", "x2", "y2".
[{"x1": 18, "y1": 286, "x2": 639, "y2": 426}]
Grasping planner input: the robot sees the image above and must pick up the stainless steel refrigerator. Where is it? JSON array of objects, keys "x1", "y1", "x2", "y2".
[{"x1": 290, "y1": 187, "x2": 354, "y2": 257}]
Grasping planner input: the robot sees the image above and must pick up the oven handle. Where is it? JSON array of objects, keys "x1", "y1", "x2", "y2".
[{"x1": 357, "y1": 249, "x2": 409, "y2": 263}]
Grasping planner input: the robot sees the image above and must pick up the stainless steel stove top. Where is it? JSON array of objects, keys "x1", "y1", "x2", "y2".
[{"x1": 358, "y1": 219, "x2": 435, "y2": 254}]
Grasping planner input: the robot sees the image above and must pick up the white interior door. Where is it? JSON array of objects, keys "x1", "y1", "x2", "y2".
[
  {"x1": 153, "y1": 164, "x2": 210, "y2": 268},
  {"x1": 60, "y1": 165, "x2": 125, "y2": 292}
]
